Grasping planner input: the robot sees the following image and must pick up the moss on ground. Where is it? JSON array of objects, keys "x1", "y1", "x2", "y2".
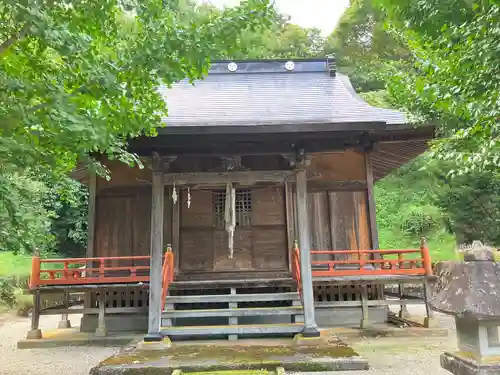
[
  {"x1": 100, "y1": 343, "x2": 358, "y2": 367},
  {"x1": 188, "y1": 372, "x2": 270, "y2": 374}
]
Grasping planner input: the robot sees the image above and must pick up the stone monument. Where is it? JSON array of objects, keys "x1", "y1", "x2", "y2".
[{"x1": 430, "y1": 241, "x2": 500, "y2": 375}]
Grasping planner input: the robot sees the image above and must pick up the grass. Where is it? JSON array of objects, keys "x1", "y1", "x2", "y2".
[
  {"x1": 0, "y1": 252, "x2": 34, "y2": 314},
  {"x1": 0, "y1": 252, "x2": 32, "y2": 278},
  {"x1": 379, "y1": 228, "x2": 458, "y2": 261}
]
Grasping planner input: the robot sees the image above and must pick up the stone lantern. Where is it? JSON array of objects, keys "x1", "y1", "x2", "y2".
[{"x1": 430, "y1": 241, "x2": 500, "y2": 374}]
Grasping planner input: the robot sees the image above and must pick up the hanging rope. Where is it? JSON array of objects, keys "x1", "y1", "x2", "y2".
[
  {"x1": 172, "y1": 181, "x2": 178, "y2": 204},
  {"x1": 225, "y1": 182, "x2": 236, "y2": 259}
]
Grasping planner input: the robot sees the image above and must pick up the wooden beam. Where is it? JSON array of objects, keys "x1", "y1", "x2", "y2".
[
  {"x1": 306, "y1": 180, "x2": 367, "y2": 192},
  {"x1": 365, "y1": 150, "x2": 380, "y2": 250},
  {"x1": 163, "y1": 170, "x2": 295, "y2": 185}
]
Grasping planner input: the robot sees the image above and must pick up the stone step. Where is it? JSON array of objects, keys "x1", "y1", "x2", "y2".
[
  {"x1": 170, "y1": 277, "x2": 295, "y2": 290},
  {"x1": 162, "y1": 306, "x2": 303, "y2": 319},
  {"x1": 165, "y1": 292, "x2": 299, "y2": 304},
  {"x1": 161, "y1": 323, "x2": 303, "y2": 337}
]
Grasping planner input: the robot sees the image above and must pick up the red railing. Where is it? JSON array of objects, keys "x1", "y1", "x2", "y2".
[
  {"x1": 161, "y1": 247, "x2": 175, "y2": 306},
  {"x1": 291, "y1": 242, "x2": 302, "y2": 298},
  {"x1": 29, "y1": 255, "x2": 152, "y2": 288},
  {"x1": 310, "y1": 240, "x2": 433, "y2": 278}
]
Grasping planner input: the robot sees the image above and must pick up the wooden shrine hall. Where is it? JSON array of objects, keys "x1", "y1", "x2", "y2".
[{"x1": 26, "y1": 58, "x2": 435, "y2": 342}]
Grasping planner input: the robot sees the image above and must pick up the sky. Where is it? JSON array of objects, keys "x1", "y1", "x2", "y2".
[{"x1": 202, "y1": 0, "x2": 350, "y2": 36}]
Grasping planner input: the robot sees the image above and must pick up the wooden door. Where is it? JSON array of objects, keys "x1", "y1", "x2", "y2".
[
  {"x1": 252, "y1": 187, "x2": 288, "y2": 270},
  {"x1": 178, "y1": 187, "x2": 288, "y2": 273}
]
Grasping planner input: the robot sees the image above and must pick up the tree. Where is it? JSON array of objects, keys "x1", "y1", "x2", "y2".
[
  {"x1": 0, "y1": 0, "x2": 274, "y2": 176},
  {"x1": 374, "y1": 0, "x2": 500, "y2": 173},
  {"x1": 0, "y1": 0, "x2": 275, "y2": 253},
  {"x1": 324, "y1": 0, "x2": 410, "y2": 91}
]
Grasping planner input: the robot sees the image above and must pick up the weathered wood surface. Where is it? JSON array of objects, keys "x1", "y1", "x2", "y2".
[
  {"x1": 147, "y1": 170, "x2": 164, "y2": 336},
  {"x1": 164, "y1": 170, "x2": 295, "y2": 185},
  {"x1": 307, "y1": 150, "x2": 366, "y2": 182}
]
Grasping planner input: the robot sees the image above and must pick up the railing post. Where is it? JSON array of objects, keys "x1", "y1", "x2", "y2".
[
  {"x1": 29, "y1": 249, "x2": 41, "y2": 289},
  {"x1": 420, "y1": 237, "x2": 436, "y2": 327},
  {"x1": 421, "y1": 237, "x2": 433, "y2": 276},
  {"x1": 99, "y1": 259, "x2": 105, "y2": 279}
]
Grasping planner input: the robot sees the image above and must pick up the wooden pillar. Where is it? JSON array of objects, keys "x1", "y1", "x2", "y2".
[
  {"x1": 58, "y1": 292, "x2": 71, "y2": 329},
  {"x1": 364, "y1": 150, "x2": 379, "y2": 250},
  {"x1": 365, "y1": 149, "x2": 385, "y2": 302},
  {"x1": 296, "y1": 168, "x2": 320, "y2": 337},
  {"x1": 26, "y1": 289, "x2": 42, "y2": 339},
  {"x1": 84, "y1": 170, "x2": 97, "y2": 309},
  {"x1": 145, "y1": 164, "x2": 164, "y2": 341},
  {"x1": 285, "y1": 182, "x2": 295, "y2": 271}
]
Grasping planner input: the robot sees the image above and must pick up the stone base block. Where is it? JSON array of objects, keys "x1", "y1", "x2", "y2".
[
  {"x1": 58, "y1": 320, "x2": 72, "y2": 329},
  {"x1": 293, "y1": 333, "x2": 329, "y2": 346},
  {"x1": 95, "y1": 327, "x2": 108, "y2": 337},
  {"x1": 26, "y1": 329, "x2": 42, "y2": 340},
  {"x1": 441, "y1": 352, "x2": 500, "y2": 375},
  {"x1": 316, "y1": 306, "x2": 387, "y2": 327},
  {"x1": 80, "y1": 314, "x2": 147, "y2": 333},
  {"x1": 136, "y1": 337, "x2": 172, "y2": 351}
]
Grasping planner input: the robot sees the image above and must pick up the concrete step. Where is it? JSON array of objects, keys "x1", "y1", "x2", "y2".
[
  {"x1": 166, "y1": 292, "x2": 299, "y2": 304},
  {"x1": 162, "y1": 306, "x2": 303, "y2": 319},
  {"x1": 161, "y1": 323, "x2": 303, "y2": 337}
]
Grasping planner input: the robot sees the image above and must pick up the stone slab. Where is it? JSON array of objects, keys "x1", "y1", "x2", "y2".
[
  {"x1": 17, "y1": 327, "x2": 140, "y2": 349},
  {"x1": 441, "y1": 352, "x2": 500, "y2": 375},
  {"x1": 89, "y1": 341, "x2": 369, "y2": 374}
]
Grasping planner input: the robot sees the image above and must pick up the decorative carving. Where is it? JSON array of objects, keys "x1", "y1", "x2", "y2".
[
  {"x1": 149, "y1": 153, "x2": 177, "y2": 172},
  {"x1": 295, "y1": 148, "x2": 312, "y2": 170},
  {"x1": 281, "y1": 153, "x2": 296, "y2": 168},
  {"x1": 217, "y1": 156, "x2": 247, "y2": 172}
]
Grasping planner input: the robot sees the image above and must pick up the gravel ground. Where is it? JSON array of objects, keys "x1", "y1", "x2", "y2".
[
  {"x1": 0, "y1": 314, "x2": 118, "y2": 375},
  {"x1": 0, "y1": 305, "x2": 456, "y2": 375}
]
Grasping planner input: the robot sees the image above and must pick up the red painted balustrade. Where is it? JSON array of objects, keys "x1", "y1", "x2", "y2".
[
  {"x1": 292, "y1": 240, "x2": 433, "y2": 280},
  {"x1": 29, "y1": 252, "x2": 176, "y2": 289}
]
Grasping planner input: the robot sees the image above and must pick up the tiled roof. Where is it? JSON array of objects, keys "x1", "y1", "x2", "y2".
[{"x1": 158, "y1": 59, "x2": 406, "y2": 127}]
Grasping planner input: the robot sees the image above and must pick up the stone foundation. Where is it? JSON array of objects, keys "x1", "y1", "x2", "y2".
[
  {"x1": 316, "y1": 306, "x2": 387, "y2": 327},
  {"x1": 441, "y1": 352, "x2": 500, "y2": 375},
  {"x1": 80, "y1": 314, "x2": 147, "y2": 333}
]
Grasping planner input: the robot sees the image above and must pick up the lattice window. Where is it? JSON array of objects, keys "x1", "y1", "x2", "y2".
[
  {"x1": 214, "y1": 191, "x2": 226, "y2": 228},
  {"x1": 214, "y1": 189, "x2": 252, "y2": 228}
]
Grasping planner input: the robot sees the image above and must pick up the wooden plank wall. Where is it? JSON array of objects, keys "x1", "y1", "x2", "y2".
[
  {"x1": 94, "y1": 188, "x2": 151, "y2": 267},
  {"x1": 291, "y1": 149, "x2": 372, "y2": 260}
]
